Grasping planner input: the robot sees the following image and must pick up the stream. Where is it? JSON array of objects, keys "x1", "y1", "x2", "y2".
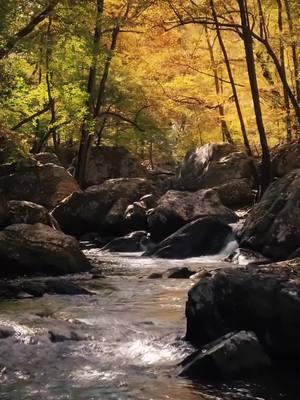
[{"x1": 0, "y1": 250, "x2": 298, "y2": 400}]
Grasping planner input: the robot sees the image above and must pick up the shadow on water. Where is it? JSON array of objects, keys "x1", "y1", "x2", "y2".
[{"x1": 0, "y1": 250, "x2": 298, "y2": 399}]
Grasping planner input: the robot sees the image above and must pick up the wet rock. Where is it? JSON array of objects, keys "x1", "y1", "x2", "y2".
[
  {"x1": 33, "y1": 152, "x2": 62, "y2": 166},
  {"x1": 148, "y1": 272, "x2": 163, "y2": 279},
  {"x1": 0, "y1": 161, "x2": 80, "y2": 208},
  {"x1": 227, "y1": 248, "x2": 270, "y2": 266},
  {"x1": 166, "y1": 267, "x2": 194, "y2": 279},
  {"x1": 7, "y1": 200, "x2": 59, "y2": 228},
  {"x1": 240, "y1": 169, "x2": 300, "y2": 260},
  {"x1": 0, "y1": 326, "x2": 15, "y2": 339},
  {"x1": 147, "y1": 267, "x2": 195, "y2": 279},
  {"x1": 101, "y1": 231, "x2": 147, "y2": 252},
  {"x1": 140, "y1": 194, "x2": 158, "y2": 209},
  {"x1": 147, "y1": 189, "x2": 238, "y2": 243},
  {"x1": 0, "y1": 223, "x2": 91, "y2": 277},
  {"x1": 185, "y1": 261, "x2": 300, "y2": 360},
  {"x1": 0, "y1": 278, "x2": 91, "y2": 299},
  {"x1": 53, "y1": 178, "x2": 157, "y2": 237},
  {"x1": 145, "y1": 217, "x2": 233, "y2": 259},
  {"x1": 84, "y1": 146, "x2": 147, "y2": 186},
  {"x1": 180, "y1": 331, "x2": 270, "y2": 379},
  {"x1": 123, "y1": 202, "x2": 147, "y2": 232},
  {"x1": 48, "y1": 329, "x2": 84, "y2": 343}
]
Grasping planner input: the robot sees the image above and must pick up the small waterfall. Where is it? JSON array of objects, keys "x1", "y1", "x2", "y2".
[{"x1": 218, "y1": 233, "x2": 239, "y2": 258}]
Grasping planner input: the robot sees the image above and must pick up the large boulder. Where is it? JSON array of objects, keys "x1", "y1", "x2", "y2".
[
  {"x1": 178, "y1": 143, "x2": 255, "y2": 207},
  {"x1": 180, "y1": 331, "x2": 270, "y2": 379},
  {"x1": 145, "y1": 217, "x2": 234, "y2": 259},
  {"x1": 147, "y1": 189, "x2": 238, "y2": 243},
  {"x1": 33, "y1": 152, "x2": 62, "y2": 166},
  {"x1": 185, "y1": 261, "x2": 300, "y2": 360},
  {"x1": 84, "y1": 146, "x2": 147, "y2": 186},
  {"x1": 240, "y1": 169, "x2": 300, "y2": 260},
  {"x1": 7, "y1": 200, "x2": 59, "y2": 228},
  {"x1": 271, "y1": 142, "x2": 300, "y2": 177},
  {"x1": 0, "y1": 160, "x2": 80, "y2": 209},
  {"x1": 52, "y1": 178, "x2": 157, "y2": 237},
  {"x1": 0, "y1": 223, "x2": 91, "y2": 277}
]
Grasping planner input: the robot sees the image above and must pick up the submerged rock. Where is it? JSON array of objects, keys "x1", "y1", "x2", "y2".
[
  {"x1": 101, "y1": 231, "x2": 147, "y2": 252},
  {"x1": 145, "y1": 217, "x2": 233, "y2": 259},
  {"x1": 0, "y1": 223, "x2": 91, "y2": 277},
  {"x1": 180, "y1": 331, "x2": 270, "y2": 378},
  {"x1": 147, "y1": 189, "x2": 237, "y2": 243},
  {"x1": 240, "y1": 169, "x2": 300, "y2": 260},
  {"x1": 185, "y1": 261, "x2": 300, "y2": 360}
]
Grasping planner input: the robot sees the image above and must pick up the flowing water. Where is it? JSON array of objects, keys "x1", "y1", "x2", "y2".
[{"x1": 0, "y1": 250, "x2": 298, "y2": 400}]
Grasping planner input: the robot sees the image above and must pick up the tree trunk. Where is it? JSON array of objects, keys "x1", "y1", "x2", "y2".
[
  {"x1": 276, "y1": 0, "x2": 292, "y2": 142},
  {"x1": 205, "y1": 26, "x2": 234, "y2": 144},
  {"x1": 75, "y1": 0, "x2": 104, "y2": 187},
  {"x1": 237, "y1": 0, "x2": 271, "y2": 194},
  {"x1": 210, "y1": 0, "x2": 252, "y2": 155}
]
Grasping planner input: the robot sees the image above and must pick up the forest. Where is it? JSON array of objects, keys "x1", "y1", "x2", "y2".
[
  {"x1": 1, "y1": 1, "x2": 300, "y2": 400},
  {"x1": 0, "y1": 0, "x2": 299, "y2": 186}
]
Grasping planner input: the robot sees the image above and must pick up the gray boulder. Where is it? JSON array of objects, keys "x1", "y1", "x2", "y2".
[
  {"x1": 85, "y1": 146, "x2": 147, "y2": 186},
  {"x1": 271, "y1": 142, "x2": 300, "y2": 177},
  {"x1": 0, "y1": 223, "x2": 91, "y2": 277},
  {"x1": 240, "y1": 169, "x2": 300, "y2": 260},
  {"x1": 145, "y1": 217, "x2": 233, "y2": 259},
  {"x1": 178, "y1": 143, "x2": 255, "y2": 207},
  {"x1": 33, "y1": 152, "x2": 62, "y2": 166},
  {"x1": 180, "y1": 331, "x2": 270, "y2": 378},
  {"x1": 7, "y1": 200, "x2": 59, "y2": 228},
  {"x1": 147, "y1": 189, "x2": 238, "y2": 243},
  {"x1": 52, "y1": 178, "x2": 157, "y2": 237},
  {"x1": 0, "y1": 160, "x2": 80, "y2": 209},
  {"x1": 185, "y1": 261, "x2": 300, "y2": 360}
]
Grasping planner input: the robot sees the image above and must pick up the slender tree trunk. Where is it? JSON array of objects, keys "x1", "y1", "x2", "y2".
[
  {"x1": 205, "y1": 26, "x2": 234, "y2": 144},
  {"x1": 276, "y1": 0, "x2": 292, "y2": 142},
  {"x1": 283, "y1": 0, "x2": 300, "y2": 104},
  {"x1": 75, "y1": 0, "x2": 104, "y2": 187},
  {"x1": 94, "y1": 26, "x2": 120, "y2": 118},
  {"x1": 237, "y1": 0, "x2": 271, "y2": 194},
  {"x1": 210, "y1": 0, "x2": 252, "y2": 155}
]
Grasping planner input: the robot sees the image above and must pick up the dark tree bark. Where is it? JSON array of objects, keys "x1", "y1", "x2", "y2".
[
  {"x1": 75, "y1": 0, "x2": 104, "y2": 187},
  {"x1": 283, "y1": 0, "x2": 300, "y2": 104},
  {"x1": 205, "y1": 26, "x2": 234, "y2": 144},
  {"x1": 237, "y1": 0, "x2": 271, "y2": 194},
  {"x1": 210, "y1": 0, "x2": 252, "y2": 155},
  {"x1": 276, "y1": 0, "x2": 292, "y2": 142}
]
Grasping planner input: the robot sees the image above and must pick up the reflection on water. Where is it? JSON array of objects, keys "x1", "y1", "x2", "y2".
[{"x1": 0, "y1": 251, "x2": 297, "y2": 399}]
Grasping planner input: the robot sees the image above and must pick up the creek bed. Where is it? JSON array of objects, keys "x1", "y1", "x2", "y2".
[{"x1": 0, "y1": 251, "x2": 297, "y2": 400}]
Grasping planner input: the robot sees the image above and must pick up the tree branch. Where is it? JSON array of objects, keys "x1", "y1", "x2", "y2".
[{"x1": 0, "y1": 0, "x2": 60, "y2": 59}]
